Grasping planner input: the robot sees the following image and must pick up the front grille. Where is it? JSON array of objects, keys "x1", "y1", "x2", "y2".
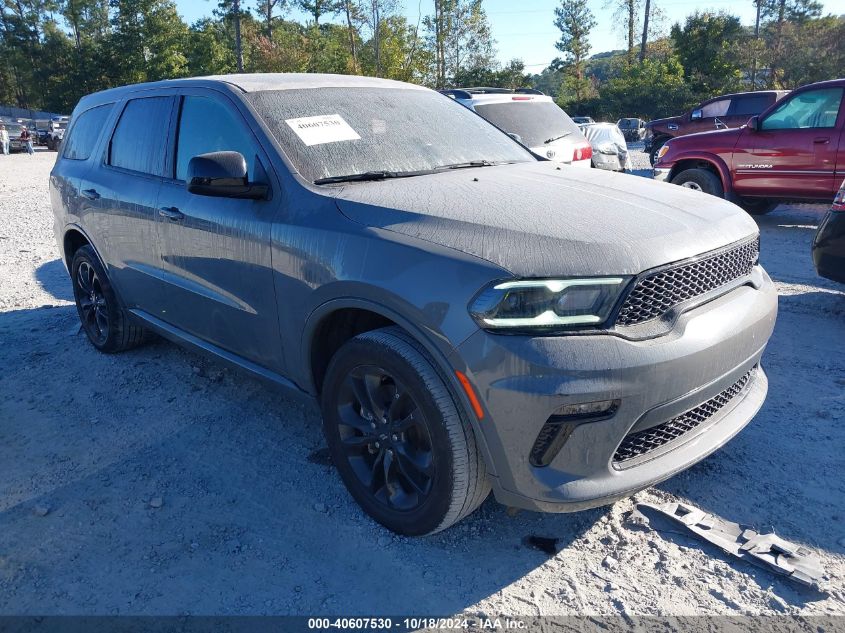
[
  {"x1": 615, "y1": 237, "x2": 759, "y2": 327},
  {"x1": 613, "y1": 368, "x2": 755, "y2": 465}
]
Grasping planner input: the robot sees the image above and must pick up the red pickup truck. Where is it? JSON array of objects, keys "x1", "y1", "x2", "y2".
[{"x1": 654, "y1": 79, "x2": 845, "y2": 215}]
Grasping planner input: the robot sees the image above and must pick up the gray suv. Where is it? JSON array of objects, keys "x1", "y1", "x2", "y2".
[{"x1": 50, "y1": 73, "x2": 778, "y2": 535}]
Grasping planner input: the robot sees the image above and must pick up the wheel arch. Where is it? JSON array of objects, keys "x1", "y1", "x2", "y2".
[
  {"x1": 302, "y1": 298, "x2": 497, "y2": 476},
  {"x1": 62, "y1": 225, "x2": 99, "y2": 271},
  {"x1": 668, "y1": 154, "x2": 733, "y2": 195}
]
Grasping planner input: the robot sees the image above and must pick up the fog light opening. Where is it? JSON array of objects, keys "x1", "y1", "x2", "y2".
[{"x1": 529, "y1": 399, "x2": 620, "y2": 467}]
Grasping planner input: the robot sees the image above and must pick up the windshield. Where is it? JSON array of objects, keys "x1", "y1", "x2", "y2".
[
  {"x1": 247, "y1": 87, "x2": 535, "y2": 183},
  {"x1": 473, "y1": 101, "x2": 583, "y2": 147}
]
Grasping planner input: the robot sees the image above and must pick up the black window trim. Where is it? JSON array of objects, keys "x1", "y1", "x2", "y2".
[{"x1": 104, "y1": 94, "x2": 177, "y2": 180}]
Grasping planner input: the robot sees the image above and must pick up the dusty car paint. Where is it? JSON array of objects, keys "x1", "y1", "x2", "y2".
[{"x1": 51, "y1": 73, "x2": 777, "y2": 516}]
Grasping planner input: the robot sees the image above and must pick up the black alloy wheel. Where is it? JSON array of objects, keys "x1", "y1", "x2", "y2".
[
  {"x1": 74, "y1": 259, "x2": 110, "y2": 346},
  {"x1": 335, "y1": 365, "x2": 435, "y2": 511}
]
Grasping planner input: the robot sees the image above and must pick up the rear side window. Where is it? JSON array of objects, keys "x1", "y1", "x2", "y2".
[
  {"x1": 109, "y1": 97, "x2": 173, "y2": 176},
  {"x1": 729, "y1": 94, "x2": 772, "y2": 116},
  {"x1": 700, "y1": 98, "x2": 731, "y2": 118},
  {"x1": 175, "y1": 96, "x2": 256, "y2": 181},
  {"x1": 63, "y1": 105, "x2": 113, "y2": 161}
]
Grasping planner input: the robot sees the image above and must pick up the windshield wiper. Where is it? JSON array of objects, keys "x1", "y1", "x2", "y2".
[
  {"x1": 314, "y1": 170, "x2": 420, "y2": 185},
  {"x1": 434, "y1": 160, "x2": 501, "y2": 170},
  {"x1": 544, "y1": 132, "x2": 573, "y2": 144}
]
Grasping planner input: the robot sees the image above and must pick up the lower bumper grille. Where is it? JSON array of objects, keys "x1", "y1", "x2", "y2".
[{"x1": 613, "y1": 367, "x2": 756, "y2": 466}]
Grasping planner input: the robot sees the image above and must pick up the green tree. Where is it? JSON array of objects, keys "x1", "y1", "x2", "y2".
[
  {"x1": 553, "y1": 0, "x2": 596, "y2": 106},
  {"x1": 670, "y1": 11, "x2": 745, "y2": 97}
]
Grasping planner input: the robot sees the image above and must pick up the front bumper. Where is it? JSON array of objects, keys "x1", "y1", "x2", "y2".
[
  {"x1": 653, "y1": 167, "x2": 671, "y2": 182},
  {"x1": 812, "y1": 210, "x2": 845, "y2": 283},
  {"x1": 452, "y1": 267, "x2": 778, "y2": 512}
]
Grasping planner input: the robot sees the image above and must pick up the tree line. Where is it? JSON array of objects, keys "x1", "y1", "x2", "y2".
[
  {"x1": 548, "y1": 0, "x2": 845, "y2": 119},
  {"x1": 1, "y1": 0, "x2": 843, "y2": 120}
]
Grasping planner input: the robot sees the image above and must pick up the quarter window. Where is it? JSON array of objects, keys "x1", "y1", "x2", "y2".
[
  {"x1": 175, "y1": 96, "x2": 256, "y2": 181},
  {"x1": 63, "y1": 104, "x2": 113, "y2": 160},
  {"x1": 761, "y1": 88, "x2": 843, "y2": 130},
  {"x1": 109, "y1": 97, "x2": 173, "y2": 176}
]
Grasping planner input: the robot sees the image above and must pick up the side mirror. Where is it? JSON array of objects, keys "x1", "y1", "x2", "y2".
[
  {"x1": 747, "y1": 115, "x2": 759, "y2": 131},
  {"x1": 187, "y1": 151, "x2": 268, "y2": 200},
  {"x1": 507, "y1": 132, "x2": 523, "y2": 144},
  {"x1": 690, "y1": 109, "x2": 703, "y2": 121}
]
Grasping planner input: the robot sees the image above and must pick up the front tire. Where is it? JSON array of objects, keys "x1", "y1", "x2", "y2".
[
  {"x1": 671, "y1": 168, "x2": 724, "y2": 197},
  {"x1": 321, "y1": 327, "x2": 490, "y2": 536},
  {"x1": 739, "y1": 198, "x2": 778, "y2": 216},
  {"x1": 71, "y1": 245, "x2": 149, "y2": 353}
]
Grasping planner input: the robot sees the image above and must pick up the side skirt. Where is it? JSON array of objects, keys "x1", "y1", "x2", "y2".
[{"x1": 128, "y1": 309, "x2": 312, "y2": 400}]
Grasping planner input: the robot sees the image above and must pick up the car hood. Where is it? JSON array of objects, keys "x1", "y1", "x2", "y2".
[
  {"x1": 667, "y1": 126, "x2": 743, "y2": 149},
  {"x1": 647, "y1": 115, "x2": 681, "y2": 130},
  {"x1": 331, "y1": 161, "x2": 758, "y2": 277}
]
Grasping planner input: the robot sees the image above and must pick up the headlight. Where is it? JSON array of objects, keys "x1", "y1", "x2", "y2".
[
  {"x1": 469, "y1": 278, "x2": 629, "y2": 330},
  {"x1": 656, "y1": 143, "x2": 670, "y2": 161}
]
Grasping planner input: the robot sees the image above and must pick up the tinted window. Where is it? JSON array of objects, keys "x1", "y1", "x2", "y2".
[
  {"x1": 700, "y1": 98, "x2": 731, "y2": 118},
  {"x1": 248, "y1": 88, "x2": 533, "y2": 183},
  {"x1": 761, "y1": 88, "x2": 843, "y2": 130},
  {"x1": 176, "y1": 96, "x2": 256, "y2": 181},
  {"x1": 473, "y1": 100, "x2": 584, "y2": 147},
  {"x1": 729, "y1": 94, "x2": 772, "y2": 116},
  {"x1": 63, "y1": 105, "x2": 113, "y2": 160},
  {"x1": 109, "y1": 97, "x2": 173, "y2": 176}
]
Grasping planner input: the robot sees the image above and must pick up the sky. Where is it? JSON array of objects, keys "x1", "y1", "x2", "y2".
[{"x1": 173, "y1": 0, "x2": 843, "y2": 72}]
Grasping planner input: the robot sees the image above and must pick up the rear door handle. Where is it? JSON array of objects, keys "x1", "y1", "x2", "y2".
[
  {"x1": 813, "y1": 137, "x2": 830, "y2": 144},
  {"x1": 82, "y1": 188, "x2": 100, "y2": 200},
  {"x1": 159, "y1": 206, "x2": 184, "y2": 221}
]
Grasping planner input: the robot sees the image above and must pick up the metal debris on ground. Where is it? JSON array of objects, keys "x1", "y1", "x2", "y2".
[{"x1": 633, "y1": 501, "x2": 829, "y2": 592}]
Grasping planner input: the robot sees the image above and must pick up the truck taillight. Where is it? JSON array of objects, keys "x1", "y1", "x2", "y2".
[
  {"x1": 833, "y1": 181, "x2": 845, "y2": 211},
  {"x1": 574, "y1": 142, "x2": 592, "y2": 162}
]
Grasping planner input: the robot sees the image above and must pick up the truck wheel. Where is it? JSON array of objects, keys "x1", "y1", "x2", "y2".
[
  {"x1": 71, "y1": 245, "x2": 150, "y2": 353},
  {"x1": 739, "y1": 198, "x2": 778, "y2": 216},
  {"x1": 671, "y1": 168, "x2": 724, "y2": 197},
  {"x1": 321, "y1": 327, "x2": 490, "y2": 536}
]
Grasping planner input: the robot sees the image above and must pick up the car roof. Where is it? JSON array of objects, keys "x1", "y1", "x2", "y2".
[{"x1": 76, "y1": 73, "x2": 427, "y2": 110}]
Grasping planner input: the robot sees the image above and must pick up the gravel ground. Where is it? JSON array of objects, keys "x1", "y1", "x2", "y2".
[{"x1": 0, "y1": 148, "x2": 843, "y2": 617}]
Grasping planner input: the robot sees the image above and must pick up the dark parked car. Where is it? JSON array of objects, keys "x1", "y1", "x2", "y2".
[
  {"x1": 813, "y1": 179, "x2": 845, "y2": 283},
  {"x1": 645, "y1": 90, "x2": 789, "y2": 165},
  {"x1": 654, "y1": 79, "x2": 845, "y2": 215},
  {"x1": 617, "y1": 117, "x2": 647, "y2": 142},
  {"x1": 51, "y1": 74, "x2": 777, "y2": 535}
]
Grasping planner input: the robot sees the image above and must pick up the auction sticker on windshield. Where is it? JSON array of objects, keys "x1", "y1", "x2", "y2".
[{"x1": 285, "y1": 114, "x2": 361, "y2": 146}]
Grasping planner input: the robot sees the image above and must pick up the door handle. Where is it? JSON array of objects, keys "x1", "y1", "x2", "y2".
[
  {"x1": 813, "y1": 137, "x2": 830, "y2": 144},
  {"x1": 82, "y1": 188, "x2": 100, "y2": 200},
  {"x1": 159, "y1": 206, "x2": 184, "y2": 221}
]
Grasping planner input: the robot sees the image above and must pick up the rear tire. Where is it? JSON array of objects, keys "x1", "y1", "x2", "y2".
[
  {"x1": 671, "y1": 168, "x2": 724, "y2": 197},
  {"x1": 71, "y1": 245, "x2": 149, "y2": 353},
  {"x1": 321, "y1": 326, "x2": 490, "y2": 536},
  {"x1": 739, "y1": 198, "x2": 778, "y2": 216}
]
